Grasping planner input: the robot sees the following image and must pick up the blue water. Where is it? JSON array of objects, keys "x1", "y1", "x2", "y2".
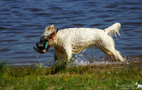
[{"x1": 0, "y1": 0, "x2": 142, "y2": 65}]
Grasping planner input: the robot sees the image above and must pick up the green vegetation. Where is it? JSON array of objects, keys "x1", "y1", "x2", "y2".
[{"x1": 0, "y1": 60, "x2": 142, "y2": 90}]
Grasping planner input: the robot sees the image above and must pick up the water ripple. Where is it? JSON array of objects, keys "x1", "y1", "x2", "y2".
[{"x1": 0, "y1": 0, "x2": 142, "y2": 65}]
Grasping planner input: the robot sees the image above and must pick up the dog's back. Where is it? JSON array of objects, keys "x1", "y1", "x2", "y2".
[{"x1": 55, "y1": 28, "x2": 106, "y2": 53}]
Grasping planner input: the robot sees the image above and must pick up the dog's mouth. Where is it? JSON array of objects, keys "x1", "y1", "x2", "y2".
[
  {"x1": 33, "y1": 40, "x2": 51, "y2": 54},
  {"x1": 33, "y1": 28, "x2": 59, "y2": 54}
]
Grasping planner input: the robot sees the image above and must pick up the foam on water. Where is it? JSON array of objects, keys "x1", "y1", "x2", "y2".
[{"x1": 40, "y1": 53, "x2": 132, "y2": 68}]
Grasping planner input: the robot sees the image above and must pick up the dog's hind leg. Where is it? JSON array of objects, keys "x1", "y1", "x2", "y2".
[
  {"x1": 99, "y1": 47, "x2": 124, "y2": 62},
  {"x1": 96, "y1": 37, "x2": 124, "y2": 62},
  {"x1": 113, "y1": 50, "x2": 124, "y2": 62}
]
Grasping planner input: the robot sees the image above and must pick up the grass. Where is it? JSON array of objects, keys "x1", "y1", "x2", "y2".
[{"x1": 0, "y1": 60, "x2": 142, "y2": 90}]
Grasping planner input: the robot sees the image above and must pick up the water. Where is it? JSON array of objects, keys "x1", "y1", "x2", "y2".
[{"x1": 0, "y1": 0, "x2": 142, "y2": 66}]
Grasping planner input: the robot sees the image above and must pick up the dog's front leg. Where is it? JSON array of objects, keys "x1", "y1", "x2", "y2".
[
  {"x1": 54, "y1": 48, "x2": 72, "y2": 62},
  {"x1": 54, "y1": 50, "x2": 64, "y2": 62},
  {"x1": 54, "y1": 52, "x2": 58, "y2": 62},
  {"x1": 64, "y1": 46, "x2": 72, "y2": 62}
]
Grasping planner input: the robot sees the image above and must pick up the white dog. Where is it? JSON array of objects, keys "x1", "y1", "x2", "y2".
[
  {"x1": 34, "y1": 23, "x2": 124, "y2": 62},
  {"x1": 135, "y1": 82, "x2": 142, "y2": 89}
]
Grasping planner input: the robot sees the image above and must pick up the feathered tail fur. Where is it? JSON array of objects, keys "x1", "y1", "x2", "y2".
[{"x1": 104, "y1": 23, "x2": 121, "y2": 38}]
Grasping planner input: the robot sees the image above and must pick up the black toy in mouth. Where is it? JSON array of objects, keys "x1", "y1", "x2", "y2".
[{"x1": 33, "y1": 41, "x2": 50, "y2": 54}]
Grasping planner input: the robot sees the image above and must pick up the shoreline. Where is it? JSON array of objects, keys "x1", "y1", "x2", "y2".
[{"x1": 4, "y1": 55, "x2": 142, "y2": 67}]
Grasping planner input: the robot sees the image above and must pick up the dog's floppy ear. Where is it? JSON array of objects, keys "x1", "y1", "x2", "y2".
[
  {"x1": 48, "y1": 29, "x2": 59, "y2": 40},
  {"x1": 55, "y1": 28, "x2": 59, "y2": 33},
  {"x1": 45, "y1": 25, "x2": 55, "y2": 32}
]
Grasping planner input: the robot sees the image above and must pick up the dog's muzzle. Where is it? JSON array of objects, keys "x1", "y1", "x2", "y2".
[
  {"x1": 33, "y1": 40, "x2": 51, "y2": 54},
  {"x1": 33, "y1": 29, "x2": 59, "y2": 54}
]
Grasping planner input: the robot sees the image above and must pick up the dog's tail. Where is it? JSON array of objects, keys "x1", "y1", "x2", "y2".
[{"x1": 104, "y1": 23, "x2": 121, "y2": 37}]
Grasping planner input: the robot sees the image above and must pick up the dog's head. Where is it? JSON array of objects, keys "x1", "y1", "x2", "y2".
[{"x1": 33, "y1": 25, "x2": 58, "y2": 54}]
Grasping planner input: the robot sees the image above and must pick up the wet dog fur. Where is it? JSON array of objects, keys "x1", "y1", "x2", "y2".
[{"x1": 37, "y1": 23, "x2": 124, "y2": 62}]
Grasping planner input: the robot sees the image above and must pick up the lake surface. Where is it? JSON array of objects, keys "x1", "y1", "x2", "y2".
[{"x1": 0, "y1": 0, "x2": 142, "y2": 66}]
